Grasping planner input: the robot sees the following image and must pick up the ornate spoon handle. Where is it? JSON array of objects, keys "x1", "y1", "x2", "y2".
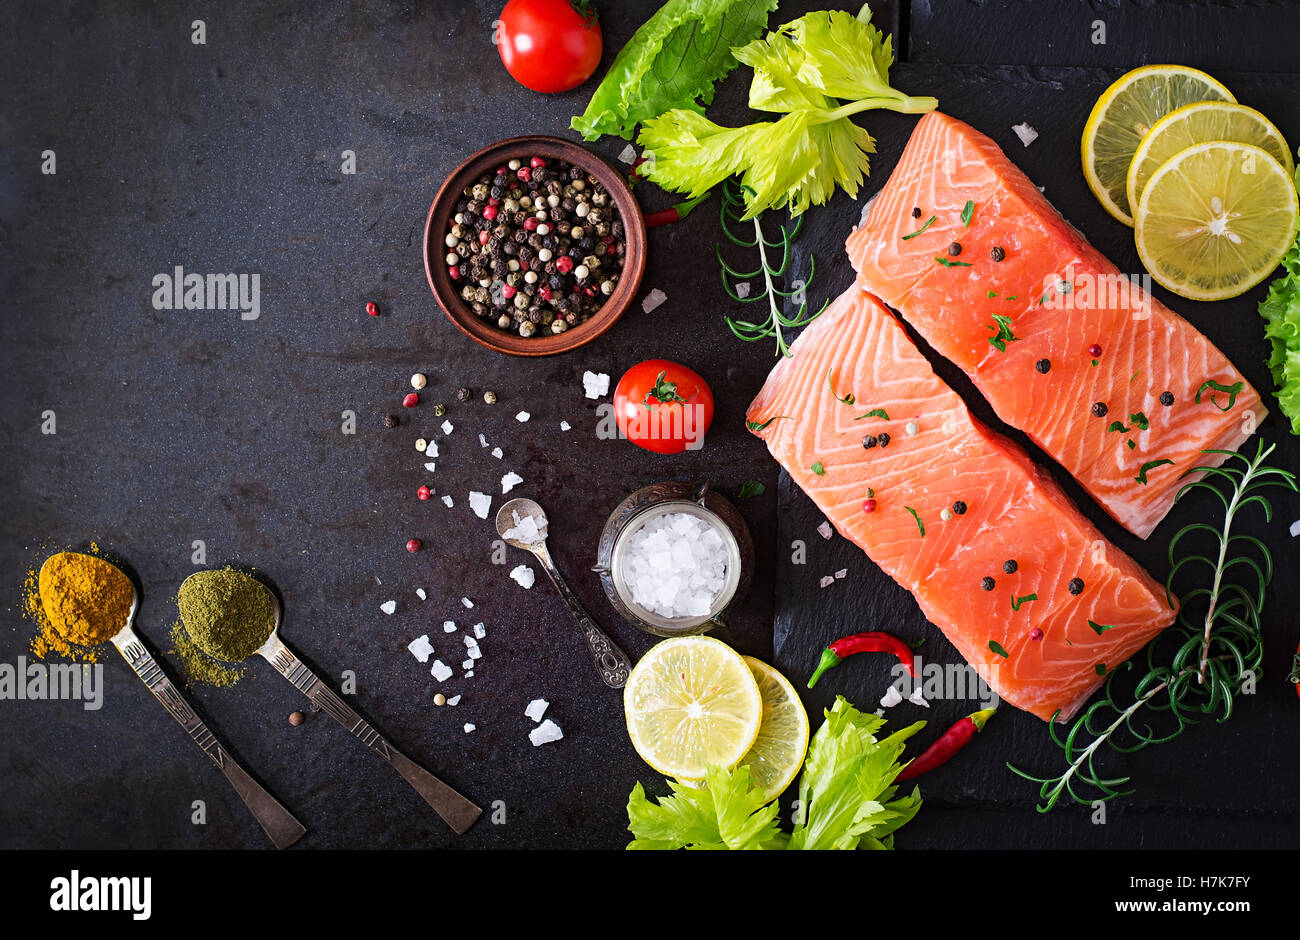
[
  {"x1": 112, "y1": 629, "x2": 306, "y2": 849},
  {"x1": 260, "y1": 636, "x2": 482, "y2": 834},
  {"x1": 534, "y1": 543, "x2": 632, "y2": 688}
]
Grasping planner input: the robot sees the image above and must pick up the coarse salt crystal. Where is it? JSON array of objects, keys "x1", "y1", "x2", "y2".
[
  {"x1": 423, "y1": 461, "x2": 436, "y2": 473},
  {"x1": 407, "y1": 635, "x2": 433, "y2": 663},
  {"x1": 465, "y1": 670, "x2": 474, "y2": 677},
  {"x1": 461, "y1": 596, "x2": 474, "y2": 609},
  {"x1": 441, "y1": 419, "x2": 454, "y2": 435},
  {"x1": 469, "y1": 491, "x2": 491, "y2": 519},
  {"x1": 462, "y1": 658, "x2": 474, "y2": 670},
  {"x1": 1291, "y1": 519, "x2": 1300, "y2": 537},
  {"x1": 468, "y1": 646, "x2": 482, "y2": 660},
  {"x1": 617, "y1": 143, "x2": 637, "y2": 164},
  {"x1": 463, "y1": 723, "x2": 476, "y2": 734},
  {"x1": 380, "y1": 600, "x2": 396, "y2": 615},
  {"x1": 525, "y1": 698, "x2": 549, "y2": 722},
  {"x1": 415, "y1": 588, "x2": 427, "y2": 600},
  {"x1": 425, "y1": 440, "x2": 439, "y2": 458},
  {"x1": 431, "y1": 660, "x2": 453, "y2": 682},
  {"x1": 447, "y1": 694, "x2": 461, "y2": 706},
  {"x1": 510, "y1": 565, "x2": 536, "y2": 589},
  {"x1": 735, "y1": 282, "x2": 751, "y2": 299},
  {"x1": 908, "y1": 688, "x2": 930, "y2": 708},
  {"x1": 501, "y1": 471, "x2": 523, "y2": 494},
  {"x1": 1012, "y1": 122, "x2": 1038, "y2": 147},
  {"x1": 880, "y1": 685, "x2": 903, "y2": 708},
  {"x1": 583, "y1": 371, "x2": 610, "y2": 399},
  {"x1": 441, "y1": 494, "x2": 454, "y2": 508},
  {"x1": 463, "y1": 635, "x2": 478, "y2": 648},
  {"x1": 529, "y1": 719, "x2": 563, "y2": 747},
  {"x1": 817, "y1": 521, "x2": 833, "y2": 540},
  {"x1": 641, "y1": 288, "x2": 667, "y2": 313},
  {"x1": 473, "y1": 623, "x2": 487, "y2": 639},
  {"x1": 620, "y1": 512, "x2": 728, "y2": 620},
  {"x1": 834, "y1": 569, "x2": 848, "y2": 580},
  {"x1": 819, "y1": 576, "x2": 835, "y2": 588},
  {"x1": 516, "y1": 411, "x2": 531, "y2": 423},
  {"x1": 560, "y1": 420, "x2": 572, "y2": 431},
  {"x1": 443, "y1": 620, "x2": 457, "y2": 633},
  {"x1": 478, "y1": 433, "x2": 488, "y2": 448},
  {"x1": 491, "y1": 446, "x2": 504, "y2": 459}
]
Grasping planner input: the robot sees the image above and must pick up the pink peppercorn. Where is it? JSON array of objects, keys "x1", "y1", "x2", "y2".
[
  {"x1": 502, "y1": 284, "x2": 517, "y2": 299},
  {"x1": 523, "y1": 217, "x2": 539, "y2": 231},
  {"x1": 1088, "y1": 343, "x2": 1102, "y2": 358},
  {"x1": 556, "y1": 256, "x2": 574, "y2": 274},
  {"x1": 448, "y1": 265, "x2": 460, "y2": 280},
  {"x1": 530, "y1": 157, "x2": 544, "y2": 168},
  {"x1": 406, "y1": 538, "x2": 422, "y2": 553},
  {"x1": 402, "y1": 393, "x2": 419, "y2": 408},
  {"x1": 517, "y1": 167, "x2": 531, "y2": 182},
  {"x1": 862, "y1": 498, "x2": 877, "y2": 513},
  {"x1": 482, "y1": 204, "x2": 498, "y2": 221},
  {"x1": 417, "y1": 486, "x2": 432, "y2": 501},
  {"x1": 1029, "y1": 628, "x2": 1044, "y2": 642},
  {"x1": 366, "y1": 301, "x2": 379, "y2": 317}
]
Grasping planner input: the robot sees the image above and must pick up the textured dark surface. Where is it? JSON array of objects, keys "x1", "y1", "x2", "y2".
[{"x1": 1, "y1": 0, "x2": 1298, "y2": 851}]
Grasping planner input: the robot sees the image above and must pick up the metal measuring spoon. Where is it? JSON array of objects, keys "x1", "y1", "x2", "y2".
[
  {"x1": 496, "y1": 497, "x2": 633, "y2": 688},
  {"x1": 37, "y1": 554, "x2": 307, "y2": 849},
  {"x1": 179, "y1": 572, "x2": 482, "y2": 835}
]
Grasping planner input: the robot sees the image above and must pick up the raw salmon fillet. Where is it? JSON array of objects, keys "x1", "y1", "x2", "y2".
[
  {"x1": 748, "y1": 286, "x2": 1176, "y2": 721},
  {"x1": 846, "y1": 111, "x2": 1266, "y2": 539}
]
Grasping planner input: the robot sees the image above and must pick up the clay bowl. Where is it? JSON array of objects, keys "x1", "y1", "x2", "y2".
[{"x1": 423, "y1": 135, "x2": 647, "y2": 357}]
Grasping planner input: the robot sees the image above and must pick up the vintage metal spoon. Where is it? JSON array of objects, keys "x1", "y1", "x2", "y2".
[
  {"x1": 496, "y1": 497, "x2": 633, "y2": 688},
  {"x1": 179, "y1": 573, "x2": 482, "y2": 835},
  {"x1": 43, "y1": 555, "x2": 308, "y2": 849}
]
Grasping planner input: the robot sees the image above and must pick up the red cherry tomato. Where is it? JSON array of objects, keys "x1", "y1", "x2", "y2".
[
  {"x1": 496, "y1": 0, "x2": 602, "y2": 94},
  {"x1": 613, "y1": 360, "x2": 714, "y2": 455}
]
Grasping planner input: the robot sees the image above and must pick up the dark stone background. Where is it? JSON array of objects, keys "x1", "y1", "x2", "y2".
[{"x1": 1, "y1": 0, "x2": 1296, "y2": 849}]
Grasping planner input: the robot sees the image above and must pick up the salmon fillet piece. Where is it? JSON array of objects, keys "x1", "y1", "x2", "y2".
[
  {"x1": 846, "y1": 111, "x2": 1266, "y2": 539},
  {"x1": 748, "y1": 286, "x2": 1177, "y2": 721}
]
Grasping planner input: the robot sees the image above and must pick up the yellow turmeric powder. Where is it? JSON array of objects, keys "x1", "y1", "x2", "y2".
[{"x1": 30, "y1": 551, "x2": 134, "y2": 660}]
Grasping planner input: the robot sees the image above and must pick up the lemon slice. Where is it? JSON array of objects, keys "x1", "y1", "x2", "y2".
[
  {"x1": 1128, "y1": 101, "x2": 1293, "y2": 211},
  {"x1": 735, "y1": 657, "x2": 810, "y2": 801},
  {"x1": 624, "y1": 635, "x2": 762, "y2": 780},
  {"x1": 1135, "y1": 141, "x2": 1299, "y2": 301},
  {"x1": 1082, "y1": 65, "x2": 1235, "y2": 226}
]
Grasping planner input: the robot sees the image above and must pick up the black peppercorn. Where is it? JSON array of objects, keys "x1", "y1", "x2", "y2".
[
  {"x1": 612, "y1": 220, "x2": 624, "y2": 237},
  {"x1": 990, "y1": 245, "x2": 1006, "y2": 262},
  {"x1": 569, "y1": 166, "x2": 583, "y2": 180},
  {"x1": 1067, "y1": 577, "x2": 1084, "y2": 595},
  {"x1": 382, "y1": 414, "x2": 399, "y2": 429},
  {"x1": 456, "y1": 387, "x2": 471, "y2": 402},
  {"x1": 911, "y1": 206, "x2": 922, "y2": 218},
  {"x1": 1035, "y1": 358, "x2": 1051, "y2": 374},
  {"x1": 1159, "y1": 391, "x2": 1174, "y2": 406},
  {"x1": 952, "y1": 500, "x2": 967, "y2": 515},
  {"x1": 981, "y1": 576, "x2": 996, "y2": 591},
  {"x1": 877, "y1": 432, "x2": 891, "y2": 448},
  {"x1": 1003, "y1": 559, "x2": 1018, "y2": 574},
  {"x1": 862, "y1": 435, "x2": 878, "y2": 449},
  {"x1": 948, "y1": 242, "x2": 962, "y2": 256},
  {"x1": 1091, "y1": 402, "x2": 1108, "y2": 418}
]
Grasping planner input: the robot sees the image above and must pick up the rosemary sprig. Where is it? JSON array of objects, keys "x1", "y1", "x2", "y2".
[
  {"x1": 1007, "y1": 442, "x2": 1296, "y2": 811},
  {"x1": 718, "y1": 180, "x2": 827, "y2": 357}
]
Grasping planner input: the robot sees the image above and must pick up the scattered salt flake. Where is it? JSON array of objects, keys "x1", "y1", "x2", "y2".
[
  {"x1": 443, "y1": 620, "x2": 457, "y2": 633},
  {"x1": 463, "y1": 723, "x2": 476, "y2": 734},
  {"x1": 834, "y1": 568, "x2": 848, "y2": 580},
  {"x1": 642, "y1": 288, "x2": 667, "y2": 313},
  {"x1": 529, "y1": 719, "x2": 563, "y2": 747},
  {"x1": 441, "y1": 419, "x2": 454, "y2": 435},
  {"x1": 583, "y1": 371, "x2": 610, "y2": 399},
  {"x1": 431, "y1": 660, "x2": 453, "y2": 682},
  {"x1": 1012, "y1": 122, "x2": 1038, "y2": 147},
  {"x1": 465, "y1": 669, "x2": 475, "y2": 677},
  {"x1": 463, "y1": 635, "x2": 478, "y2": 648},
  {"x1": 380, "y1": 600, "x2": 397, "y2": 615},
  {"x1": 472, "y1": 623, "x2": 487, "y2": 639},
  {"x1": 441, "y1": 494, "x2": 454, "y2": 508},
  {"x1": 415, "y1": 588, "x2": 427, "y2": 600},
  {"x1": 515, "y1": 411, "x2": 531, "y2": 423},
  {"x1": 617, "y1": 143, "x2": 637, "y2": 165},
  {"x1": 817, "y1": 521, "x2": 833, "y2": 540},
  {"x1": 407, "y1": 635, "x2": 433, "y2": 663},
  {"x1": 735, "y1": 282, "x2": 751, "y2": 299},
  {"x1": 447, "y1": 694, "x2": 461, "y2": 706},
  {"x1": 525, "y1": 698, "x2": 549, "y2": 722},
  {"x1": 462, "y1": 658, "x2": 474, "y2": 670},
  {"x1": 819, "y1": 576, "x2": 835, "y2": 588},
  {"x1": 468, "y1": 646, "x2": 482, "y2": 660},
  {"x1": 1290, "y1": 519, "x2": 1300, "y2": 537},
  {"x1": 461, "y1": 596, "x2": 474, "y2": 609},
  {"x1": 501, "y1": 471, "x2": 523, "y2": 494},
  {"x1": 469, "y1": 491, "x2": 491, "y2": 519},
  {"x1": 510, "y1": 565, "x2": 536, "y2": 589},
  {"x1": 560, "y1": 420, "x2": 572, "y2": 432},
  {"x1": 880, "y1": 685, "x2": 903, "y2": 708},
  {"x1": 425, "y1": 440, "x2": 439, "y2": 458},
  {"x1": 908, "y1": 688, "x2": 930, "y2": 708},
  {"x1": 491, "y1": 446, "x2": 504, "y2": 459},
  {"x1": 423, "y1": 461, "x2": 436, "y2": 473}
]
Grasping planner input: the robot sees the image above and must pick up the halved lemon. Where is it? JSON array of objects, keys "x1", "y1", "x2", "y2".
[
  {"x1": 1082, "y1": 65, "x2": 1235, "y2": 226},
  {"x1": 735, "y1": 657, "x2": 810, "y2": 801},
  {"x1": 623, "y1": 635, "x2": 762, "y2": 780},
  {"x1": 1128, "y1": 101, "x2": 1292, "y2": 211},
  {"x1": 1134, "y1": 141, "x2": 1299, "y2": 301}
]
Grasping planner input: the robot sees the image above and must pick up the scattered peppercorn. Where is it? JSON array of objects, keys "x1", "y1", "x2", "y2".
[
  {"x1": 1091, "y1": 402, "x2": 1108, "y2": 417},
  {"x1": 415, "y1": 438, "x2": 427, "y2": 452},
  {"x1": 289, "y1": 711, "x2": 305, "y2": 726},
  {"x1": 402, "y1": 393, "x2": 419, "y2": 408},
  {"x1": 877, "y1": 432, "x2": 891, "y2": 448},
  {"x1": 434, "y1": 404, "x2": 446, "y2": 417},
  {"x1": 1003, "y1": 559, "x2": 1018, "y2": 574},
  {"x1": 411, "y1": 373, "x2": 427, "y2": 389},
  {"x1": 990, "y1": 246, "x2": 1005, "y2": 262},
  {"x1": 456, "y1": 387, "x2": 472, "y2": 403},
  {"x1": 406, "y1": 539, "x2": 422, "y2": 553},
  {"x1": 981, "y1": 576, "x2": 996, "y2": 591},
  {"x1": 862, "y1": 498, "x2": 877, "y2": 513},
  {"x1": 947, "y1": 242, "x2": 963, "y2": 256},
  {"x1": 911, "y1": 206, "x2": 922, "y2": 219},
  {"x1": 1088, "y1": 343, "x2": 1103, "y2": 358},
  {"x1": 366, "y1": 301, "x2": 379, "y2": 317},
  {"x1": 1029, "y1": 628, "x2": 1044, "y2": 642},
  {"x1": 382, "y1": 414, "x2": 399, "y2": 428},
  {"x1": 1035, "y1": 358, "x2": 1051, "y2": 374},
  {"x1": 434, "y1": 693, "x2": 446, "y2": 706},
  {"x1": 483, "y1": 390, "x2": 497, "y2": 404},
  {"x1": 940, "y1": 508, "x2": 953, "y2": 522},
  {"x1": 417, "y1": 486, "x2": 432, "y2": 501},
  {"x1": 1160, "y1": 391, "x2": 1175, "y2": 407},
  {"x1": 952, "y1": 500, "x2": 967, "y2": 515},
  {"x1": 1068, "y1": 577, "x2": 1084, "y2": 595},
  {"x1": 862, "y1": 435, "x2": 878, "y2": 449}
]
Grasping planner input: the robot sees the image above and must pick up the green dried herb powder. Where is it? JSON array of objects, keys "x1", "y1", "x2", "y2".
[
  {"x1": 168, "y1": 622, "x2": 245, "y2": 687},
  {"x1": 178, "y1": 569, "x2": 275, "y2": 662}
]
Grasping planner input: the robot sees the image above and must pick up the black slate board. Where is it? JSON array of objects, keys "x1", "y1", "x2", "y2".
[{"x1": 773, "y1": 62, "x2": 1300, "y2": 847}]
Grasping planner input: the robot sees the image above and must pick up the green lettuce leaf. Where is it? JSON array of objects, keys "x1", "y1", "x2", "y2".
[
  {"x1": 626, "y1": 764, "x2": 785, "y2": 850},
  {"x1": 787, "y1": 695, "x2": 924, "y2": 850},
  {"x1": 1257, "y1": 156, "x2": 1300, "y2": 435},
  {"x1": 571, "y1": 0, "x2": 779, "y2": 141}
]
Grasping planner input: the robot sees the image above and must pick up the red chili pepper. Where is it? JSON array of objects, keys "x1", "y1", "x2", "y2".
[
  {"x1": 895, "y1": 708, "x2": 996, "y2": 782},
  {"x1": 644, "y1": 190, "x2": 713, "y2": 228},
  {"x1": 807, "y1": 631, "x2": 917, "y2": 688}
]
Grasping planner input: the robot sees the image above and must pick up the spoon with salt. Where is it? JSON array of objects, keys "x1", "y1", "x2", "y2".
[
  {"x1": 495, "y1": 497, "x2": 633, "y2": 688},
  {"x1": 38, "y1": 553, "x2": 306, "y2": 849},
  {"x1": 178, "y1": 570, "x2": 482, "y2": 835}
]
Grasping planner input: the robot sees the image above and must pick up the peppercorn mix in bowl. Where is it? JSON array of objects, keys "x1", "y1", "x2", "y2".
[{"x1": 423, "y1": 135, "x2": 646, "y2": 356}]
